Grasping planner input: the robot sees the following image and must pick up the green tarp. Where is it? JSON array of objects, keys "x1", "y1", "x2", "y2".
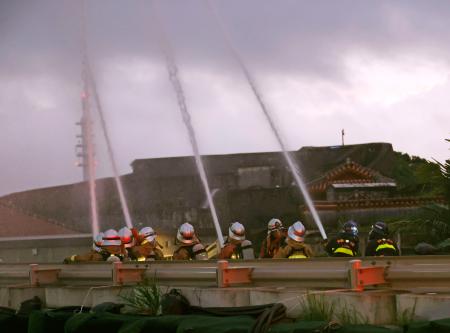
[{"x1": 6, "y1": 309, "x2": 450, "y2": 333}]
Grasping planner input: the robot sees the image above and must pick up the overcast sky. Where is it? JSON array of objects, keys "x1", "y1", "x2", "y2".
[{"x1": 1, "y1": 0, "x2": 449, "y2": 196}]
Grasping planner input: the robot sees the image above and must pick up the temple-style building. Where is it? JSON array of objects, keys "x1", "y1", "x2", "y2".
[{"x1": 0, "y1": 142, "x2": 444, "y2": 245}]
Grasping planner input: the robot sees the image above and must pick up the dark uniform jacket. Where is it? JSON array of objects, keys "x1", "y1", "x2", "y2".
[
  {"x1": 365, "y1": 237, "x2": 399, "y2": 256},
  {"x1": 325, "y1": 232, "x2": 359, "y2": 257}
]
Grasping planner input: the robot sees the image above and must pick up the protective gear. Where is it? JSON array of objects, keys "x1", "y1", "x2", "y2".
[
  {"x1": 229, "y1": 222, "x2": 246, "y2": 241},
  {"x1": 343, "y1": 220, "x2": 358, "y2": 236},
  {"x1": 102, "y1": 229, "x2": 121, "y2": 246},
  {"x1": 288, "y1": 221, "x2": 306, "y2": 242},
  {"x1": 106, "y1": 255, "x2": 121, "y2": 262},
  {"x1": 193, "y1": 243, "x2": 208, "y2": 260},
  {"x1": 139, "y1": 226, "x2": 157, "y2": 245},
  {"x1": 274, "y1": 238, "x2": 314, "y2": 259},
  {"x1": 369, "y1": 221, "x2": 388, "y2": 239},
  {"x1": 63, "y1": 249, "x2": 108, "y2": 263},
  {"x1": 92, "y1": 232, "x2": 104, "y2": 252},
  {"x1": 118, "y1": 227, "x2": 135, "y2": 248},
  {"x1": 325, "y1": 235, "x2": 359, "y2": 257},
  {"x1": 365, "y1": 222, "x2": 398, "y2": 256},
  {"x1": 241, "y1": 240, "x2": 255, "y2": 259},
  {"x1": 267, "y1": 218, "x2": 283, "y2": 234},
  {"x1": 260, "y1": 222, "x2": 286, "y2": 258},
  {"x1": 177, "y1": 223, "x2": 196, "y2": 245}
]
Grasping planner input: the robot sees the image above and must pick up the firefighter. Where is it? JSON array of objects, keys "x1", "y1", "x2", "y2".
[
  {"x1": 64, "y1": 232, "x2": 108, "y2": 263},
  {"x1": 118, "y1": 227, "x2": 136, "y2": 260},
  {"x1": 365, "y1": 221, "x2": 399, "y2": 256},
  {"x1": 102, "y1": 229, "x2": 125, "y2": 261},
  {"x1": 219, "y1": 222, "x2": 255, "y2": 260},
  {"x1": 325, "y1": 220, "x2": 359, "y2": 257},
  {"x1": 173, "y1": 223, "x2": 208, "y2": 260},
  {"x1": 130, "y1": 226, "x2": 164, "y2": 261},
  {"x1": 259, "y1": 218, "x2": 287, "y2": 258},
  {"x1": 274, "y1": 221, "x2": 314, "y2": 259}
]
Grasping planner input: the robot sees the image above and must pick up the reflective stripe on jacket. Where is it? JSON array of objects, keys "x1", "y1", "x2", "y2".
[
  {"x1": 288, "y1": 251, "x2": 307, "y2": 259},
  {"x1": 333, "y1": 247, "x2": 354, "y2": 256},
  {"x1": 375, "y1": 243, "x2": 396, "y2": 252}
]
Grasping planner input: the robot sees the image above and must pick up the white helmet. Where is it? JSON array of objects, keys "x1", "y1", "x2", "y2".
[
  {"x1": 118, "y1": 227, "x2": 135, "y2": 248},
  {"x1": 229, "y1": 222, "x2": 246, "y2": 241},
  {"x1": 177, "y1": 223, "x2": 196, "y2": 244},
  {"x1": 267, "y1": 218, "x2": 283, "y2": 234},
  {"x1": 102, "y1": 229, "x2": 121, "y2": 246},
  {"x1": 288, "y1": 221, "x2": 306, "y2": 242},
  {"x1": 93, "y1": 232, "x2": 104, "y2": 251},
  {"x1": 139, "y1": 226, "x2": 157, "y2": 244}
]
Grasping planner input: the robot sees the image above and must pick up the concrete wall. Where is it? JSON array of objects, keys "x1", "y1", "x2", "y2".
[{"x1": 0, "y1": 284, "x2": 448, "y2": 325}]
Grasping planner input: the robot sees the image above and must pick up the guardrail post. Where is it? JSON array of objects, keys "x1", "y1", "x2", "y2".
[
  {"x1": 348, "y1": 259, "x2": 387, "y2": 292},
  {"x1": 112, "y1": 262, "x2": 146, "y2": 286},
  {"x1": 29, "y1": 264, "x2": 61, "y2": 287},
  {"x1": 216, "y1": 260, "x2": 253, "y2": 288}
]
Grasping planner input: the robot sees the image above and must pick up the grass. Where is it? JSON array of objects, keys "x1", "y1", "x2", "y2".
[
  {"x1": 119, "y1": 277, "x2": 161, "y2": 315},
  {"x1": 335, "y1": 302, "x2": 369, "y2": 325},
  {"x1": 297, "y1": 293, "x2": 335, "y2": 321},
  {"x1": 395, "y1": 299, "x2": 417, "y2": 327}
]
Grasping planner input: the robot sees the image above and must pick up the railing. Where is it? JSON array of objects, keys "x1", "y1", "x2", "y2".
[{"x1": 0, "y1": 256, "x2": 449, "y2": 292}]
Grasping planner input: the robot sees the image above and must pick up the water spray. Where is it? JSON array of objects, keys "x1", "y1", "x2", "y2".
[
  {"x1": 151, "y1": 1, "x2": 225, "y2": 247},
  {"x1": 81, "y1": 0, "x2": 99, "y2": 238},
  {"x1": 85, "y1": 63, "x2": 134, "y2": 230},
  {"x1": 205, "y1": 1, "x2": 327, "y2": 240},
  {"x1": 81, "y1": 0, "x2": 133, "y2": 230}
]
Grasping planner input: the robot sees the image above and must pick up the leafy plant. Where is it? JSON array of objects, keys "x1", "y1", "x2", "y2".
[
  {"x1": 120, "y1": 278, "x2": 161, "y2": 315},
  {"x1": 298, "y1": 293, "x2": 335, "y2": 321},
  {"x1": 390, "y1": 203, "x2": 450, "y2": 244}
]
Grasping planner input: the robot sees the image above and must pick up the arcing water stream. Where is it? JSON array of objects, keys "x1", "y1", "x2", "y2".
[
  {"x1": 81, "y1": 0, "x2": 133, "y2": 232},
  {"x1": 205, "y1": 1, "x2": 327, "y2": 240},
  {"x1": 85, "y1": 63, "x2": 134, "y2": 230},
  {"x1": 151, "y1": 1, "x2": 225, "y2": 247},
  {"x1": 80, "y1": 0, "x2": 99, "y2": 237}
]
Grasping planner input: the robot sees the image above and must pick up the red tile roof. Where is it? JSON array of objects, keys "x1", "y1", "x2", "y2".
[
  {"x1": 0, "y1": 203, "x2": 78, "y2": 237},
  {"x1": 308, "y1": 159, "x2": 395, "y2": 193}
]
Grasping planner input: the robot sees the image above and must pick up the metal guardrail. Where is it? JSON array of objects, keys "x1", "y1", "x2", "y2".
[{"x1": 0, "y1": 256, "x2": 449, "y2": 291}]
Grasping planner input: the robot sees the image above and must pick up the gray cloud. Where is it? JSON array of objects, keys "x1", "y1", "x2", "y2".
[{"x1": 1, "y1": 0, "x2": 449, "y2": 196}]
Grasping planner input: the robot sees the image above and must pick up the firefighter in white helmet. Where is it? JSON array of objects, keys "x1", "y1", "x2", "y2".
[
  {"x1": 118, "y1": 227, "x2": 136, "y2": 260},
  {"x1": 259, "y1": 218, "x2": 287, "y2": 258},
  {"x1": 219, "y1": 222, "x2": 254, "y2": 260},
  {"x1": 130, "y1": 226, "x2": 164, "y2": 261},
  {"x1": 102, "y1": 229, "x2": 125, "y2": 262},
  {"x1": 63, "y1": 232, "x2": 108, "y2": 263},
  {"x1": 173, "y1": 223, "x2": 207, "y2": 260},
  {"x1": 274, "y1": 221, "x2": 314, "y2": 259}
]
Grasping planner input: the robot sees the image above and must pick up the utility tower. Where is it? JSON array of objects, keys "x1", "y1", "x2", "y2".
[{"x1": 75, "y1": 113, "x2": 89, "y2": 182}]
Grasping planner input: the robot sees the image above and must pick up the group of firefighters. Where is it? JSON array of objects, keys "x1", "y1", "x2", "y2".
[{"x1": 64, "y1": 218, "x2": 399, "y2": 263}]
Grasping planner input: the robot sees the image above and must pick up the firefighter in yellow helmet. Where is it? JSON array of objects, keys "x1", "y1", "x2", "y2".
[
  {"x1": 274, "y1": 221, "x2": 314, "y2": 259},
  {"x1": 219, "y1": 222, "x2": 254, "y2": 260},
  {"x1": 173, "y1": 223, "x2": 208, "y2": 260}
]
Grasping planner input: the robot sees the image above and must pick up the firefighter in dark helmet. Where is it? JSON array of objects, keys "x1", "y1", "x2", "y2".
[
  {"x1": 325, "y1": 220, "x2": 359, "y2": 257},
  {"x1": 365, "y1": 221, "x2": 399, "y2": 256}
]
